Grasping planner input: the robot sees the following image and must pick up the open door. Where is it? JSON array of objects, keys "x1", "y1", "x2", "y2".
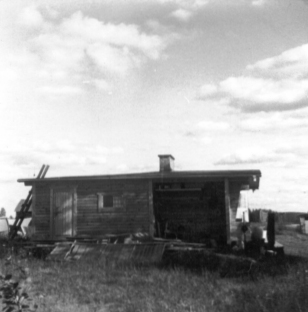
[
  {"x1": 51, "y1": 188, "x2": 75, "y2": 238},
  {"x1": 153, "y1": 181, "x2": 226, "y2": 243}
]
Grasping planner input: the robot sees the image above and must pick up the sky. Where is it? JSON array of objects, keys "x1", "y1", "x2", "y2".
[{"x1": 1, "y1": 0, "x2": 308, "y2": 216}]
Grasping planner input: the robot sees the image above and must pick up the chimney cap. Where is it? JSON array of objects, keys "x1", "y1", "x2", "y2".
[{"x1": 158, "y1": 154, "x2": 175, "y2": 160}]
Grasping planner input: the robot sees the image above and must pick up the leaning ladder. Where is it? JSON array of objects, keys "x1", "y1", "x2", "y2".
[{"x1": 10, "y1": 164, "x2": 49, "y2": 239}]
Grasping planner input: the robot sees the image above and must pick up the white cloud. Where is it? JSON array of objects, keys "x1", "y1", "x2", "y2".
[
  {"x1": 116, "y1": 164, "x2": 129, "y2": 172},
  {"x1": 185, "y1": 120, "x2": 230, "y2": 137},
  {"x1": 197, "y1": 137, "x2": 212, "y2": 145},
  {"x1": 61, "y1": 12, "x2": 165, "y2": 60},
  {"x1": 239, "y1": 113, "x2": 308, "y2": 132},
  {"x1": 251, "y1": 0, "x2": 265, "y2": 6},
  {"x1": 31, "y1": 11, "x2": 167, "y2": 78},
  {"x1": 221, "y1": 76, "x2": 308, "y2": 104},
  {"x1": 215, "y1": 147, "x2": 276, "y2": 165},
  {"x1": 0, "y1": 141, "x2": 124, "y2": 181},
  {"x1": 157, "y1": 0, "x2": 209, "y2": 9},
  {"x1": 19, "y1": 6, "x2": 44, "y2": 28},
  {"x1": 188, "y1": 135, "x2": 212, "y2": 145},
  {"x1": 1, "y1": 8, "x2": 169, "y2": 100},
  {"x1": 275, "y1": 138, "x2": 308, "y2": 159},
  {"x1": 197, "y1": 44, "x2": 308, "y2": 112},
  {"x1": 157, "y1": 0, "x2": 209, "y2": 22},
  {"x1": 197, "y1": 83, "x2": 218, "y2": 98},
  {"x1": 247, "y1": 44, "x2": 308, "y2": 79},
  {"x1": 38, "y1": 85, "x2": 82, "y2": 95},
  {"x1": 196, "y1": 120, "x2": 230, "y2": 131},
  {"x1": 86, "y1": 43, "x2": 140, "y2": 76},
  {"x1": 215, "y1": 140, "x2": 308, "y2": 167},
  {"x1": 171, "y1": 8, "x2": 193, "y2": 21},
  {"x1": 92, "y1": 79, "x2": 111, "y2": 91},
  {"x1": 184, "y1": 120, "x2": 229, "y2": 146}
]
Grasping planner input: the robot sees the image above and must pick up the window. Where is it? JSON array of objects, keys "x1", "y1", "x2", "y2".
[
  {"x1": 103, "y1": 195, "x2": 113, "y2": 208},
  {"x1": 98, "y1": 193, "x2": 125, "y2": 212}
]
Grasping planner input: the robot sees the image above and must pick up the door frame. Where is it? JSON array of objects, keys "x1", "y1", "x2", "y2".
[{"x1": 50, "y1": 185, "x2": 77, "y2": 239}]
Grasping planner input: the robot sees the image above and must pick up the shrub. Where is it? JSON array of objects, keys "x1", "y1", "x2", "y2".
[{"x1": 0, "y1": 256, "x2": 37, "y2": 312}]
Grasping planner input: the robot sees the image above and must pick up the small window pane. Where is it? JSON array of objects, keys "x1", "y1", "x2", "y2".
[
  {"x1": 98, "y1": 193, "x2": 124, "y2": 212},
  {"x1": 103, "y1": 195, "x2": 113, "y2": 207}
]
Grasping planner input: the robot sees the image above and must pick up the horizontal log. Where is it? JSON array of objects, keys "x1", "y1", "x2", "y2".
[
  {"x1": 77, "y1": 207, "x2": 148, "y2": 214},
  {"x1": 77, "y1": 207, "x2": 148, "y2": 211},
  {"x1": 77, "y1": 226, "x2": 147, "y2": 232},
  {"x1": 77, "y1": 194, "x2": 148, "y2": 200},
  {"x1": 77, "y1": 219, "x2": 149, "y2": 226},
  {"x1": 77, "y1": 213, "x2": 148, "y2": 219}
]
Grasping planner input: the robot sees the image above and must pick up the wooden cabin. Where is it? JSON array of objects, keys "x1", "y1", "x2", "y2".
[{"x1": 18, "y1": 155, "x2": 261, "y2": 244}]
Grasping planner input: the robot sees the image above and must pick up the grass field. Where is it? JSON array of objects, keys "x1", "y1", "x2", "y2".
[
  {"x1": 1, "y1": 232, "x2": 308, "y2": 312},
  {"x1": 277, "y1": 229, "x2": 308, "y2": 258}
]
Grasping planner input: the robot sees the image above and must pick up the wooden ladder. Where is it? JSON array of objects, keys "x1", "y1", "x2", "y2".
[{"x1": 10, "y1": 164, "x2": 49, "y2": 239}]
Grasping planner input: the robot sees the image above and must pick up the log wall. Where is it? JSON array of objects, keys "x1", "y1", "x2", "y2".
[
  {"x1": 32, "y1": 179, "x2": 151, "y2": 239},
  {"x1": 76, "y1": 180, "x2": 150, "y2": 236}
]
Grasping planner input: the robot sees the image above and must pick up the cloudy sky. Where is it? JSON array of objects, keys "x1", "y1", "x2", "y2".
[{"x1": 1, "y1": 0, "x2": 308, "y2": 216}]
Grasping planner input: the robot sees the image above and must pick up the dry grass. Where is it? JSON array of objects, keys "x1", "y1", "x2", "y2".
[
  {"x1": 276, "y1": 230, "x2": 308, "y2": 258},
  {"x1": 1, "y1": 242, "x2": 308, "y2": 312}
]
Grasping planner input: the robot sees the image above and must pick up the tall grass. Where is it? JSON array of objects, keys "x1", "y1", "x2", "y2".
[{"x1": 1, "y1": 249, "x2": 308, "y2": 312}]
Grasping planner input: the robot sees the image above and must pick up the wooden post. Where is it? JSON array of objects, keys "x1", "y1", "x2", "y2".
[
  {"x1": 267, "y1": 212, "x2": 275, "y2": 250},
  {"x1": 224, "y1": 178, "x2": 230, "y2": 244},
  {"x1": 50, "y1": 188, "x2": 54, "y2": 239},
  {"x1": 72, "y1": 186, "x2": 77, "y2": 237},
  {"x1": 148, "y1": 180, "x2": 154, "y2": 237}
]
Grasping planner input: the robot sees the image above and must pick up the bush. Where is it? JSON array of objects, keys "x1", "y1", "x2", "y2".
[{"x1": 0, "y1": 256, "x2": 37, "y2": 312}]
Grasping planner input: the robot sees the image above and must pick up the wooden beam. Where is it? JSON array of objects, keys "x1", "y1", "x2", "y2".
[
  {"x1": 36, "y1": 165, "x2": 46, "y2": 179},
  {"x1": 41, "y1": 165, "x2": 49, "y2": 179}
]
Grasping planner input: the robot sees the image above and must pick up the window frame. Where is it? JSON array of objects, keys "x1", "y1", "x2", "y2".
[{"x1": 97, "y1": 193, "x2": 125, "y2": 213}]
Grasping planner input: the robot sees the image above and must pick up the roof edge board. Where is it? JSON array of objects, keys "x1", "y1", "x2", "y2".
[{"x1": 18, "y1": 170, "x2": 261, "y2": 185}]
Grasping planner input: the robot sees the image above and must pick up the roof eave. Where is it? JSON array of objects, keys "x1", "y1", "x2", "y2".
[{"x1": 18, "y1": 170, "x2": 262, "y2": 187}]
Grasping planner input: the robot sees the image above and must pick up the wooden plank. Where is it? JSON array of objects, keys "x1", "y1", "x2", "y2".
[
  {"x1": 46, "y1": 242, "x2": 73, "y2": 261},
  {"x1": 63, "y1": 242, "x2": 166, "y2": 264}
]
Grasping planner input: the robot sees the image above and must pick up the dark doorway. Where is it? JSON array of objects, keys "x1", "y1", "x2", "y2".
[{"x1": 153, "y1": 181, "x2": 226, "y2": 244}]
